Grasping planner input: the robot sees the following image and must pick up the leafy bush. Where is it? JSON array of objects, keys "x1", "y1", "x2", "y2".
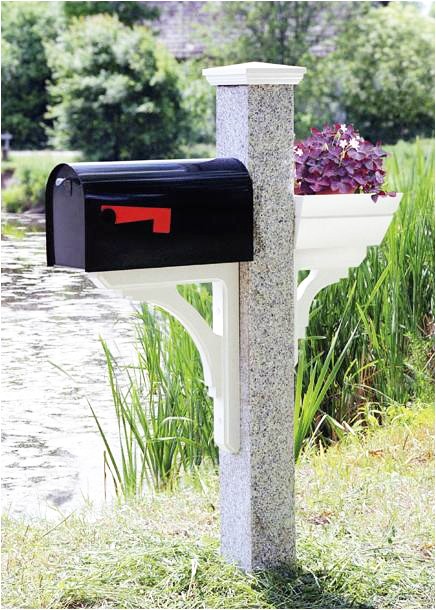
[
  {"x1": 179, "y1": 60, "x2": 216, "y2": 150},
  {"x1": 1, "y1": 2, "x2": 63, "y2": 149},
  {"x1": 335, "y1": 3, "x2": 434, "y2": 143},
  {"x1": 17, "y1": 165, "x2": 47, "y2": 208},
  {"x1": 294, "y1": 54, "x2": 343, "y2": 141},
  {"x1": 2, "y1": 164, "x2": 48, "y2": 212},
  {"x1": 46, "y1": 15, "x2": 189, "y2": 161},
  {"x1": 2, "y1": 185, "x2": 28, "y2": 213},
  {"x1": 201, "y1": 2, "x2": 433, "y2": 143},
  {"x1": 63, "y1": 1, "x2": 159, "y2": 25},
  {"x1": 297, "y1": 3, "x2": 434, "y2": 143},
  {"x1": 1, "y1": 151, "x2": 75, "y2": 212}
]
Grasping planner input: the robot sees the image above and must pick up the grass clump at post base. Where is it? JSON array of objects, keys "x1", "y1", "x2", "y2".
[{"x1": 2, "y1": 407, "x2": 434, "y2": 609}]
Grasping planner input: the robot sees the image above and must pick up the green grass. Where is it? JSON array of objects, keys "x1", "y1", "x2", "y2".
[
  {"x1": 1, "y1": 150, "x2": 79, "y2": 173},
  {"x1": 2, "y1": 406, "x2": 433, "y2": 608},
  {"x1": 1, "y1": 150, "x2": 79, "y2": 212},
  {"x1": 1, "y1": 223, "x2": 27, "y2": 239},
  {"x1": 95, "y1": 287, "x2": 217, "y2": 498}
]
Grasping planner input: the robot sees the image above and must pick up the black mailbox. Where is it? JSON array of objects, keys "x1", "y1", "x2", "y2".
[{"x1": 46, "y1": 158, "x2": 253, "y2": 272}]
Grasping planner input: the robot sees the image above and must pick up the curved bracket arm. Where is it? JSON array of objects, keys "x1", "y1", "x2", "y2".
[
  {"x1": 89, "y1": 263, "x2": 240, "y2": 453},
  {"x1": 295, "y1": 268, "x2": 348, "y2": 361},
  {"x1": 134, "y1": 284, "x2": 221, "y2": 395}
]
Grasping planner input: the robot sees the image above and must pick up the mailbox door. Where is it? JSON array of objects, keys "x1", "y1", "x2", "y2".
[{"x1": 46, "y1": 164, "x2": 85, "y2": 269}]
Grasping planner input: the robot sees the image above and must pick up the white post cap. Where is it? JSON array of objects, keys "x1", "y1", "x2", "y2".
[{"x1": 203, "y1": 61, "x2": 306, "y2": 86}]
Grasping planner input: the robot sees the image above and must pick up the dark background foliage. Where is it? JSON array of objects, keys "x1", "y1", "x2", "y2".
[
  {"x1": 45, "y1": 14, "x2": 187, "y2": 160},
  {"x1": 1, "y1": 2, "x2": 63, "y2": 149},
  {"x1": 62, "y1": 0, "x2": 159, "y2": 24}
]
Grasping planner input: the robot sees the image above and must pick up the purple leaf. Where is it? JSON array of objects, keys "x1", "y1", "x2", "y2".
[{"x1": 294, "y1": 123, "x2": 395, "y2": 200}]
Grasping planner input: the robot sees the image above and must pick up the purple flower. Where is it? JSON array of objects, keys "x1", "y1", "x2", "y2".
[{"x1": 294, "y1": 123, "x2": 395, "y2": 200}]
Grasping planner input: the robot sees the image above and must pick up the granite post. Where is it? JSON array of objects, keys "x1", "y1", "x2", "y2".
[{"x1": 203, "y1": 62, "x2": 306, "y2": 571}]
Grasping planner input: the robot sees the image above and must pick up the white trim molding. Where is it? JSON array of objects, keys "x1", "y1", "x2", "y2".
[{"x1": 203, "y1": 62, "x2": 306, "y2": 86}]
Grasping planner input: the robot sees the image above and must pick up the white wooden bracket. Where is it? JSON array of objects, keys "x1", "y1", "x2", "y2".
[
  {"x1": 294, "y1": 247, "x2": 367, "y2": 359},
  {"x1": 296, "y1": 267, "x2": 348, "y2": 355},
  {"x1": 294, "y1": 193, "x2": 402, "y2": 361},
  {"x1": 89, "y1": 263, "x2": 240, "y2": 453}
]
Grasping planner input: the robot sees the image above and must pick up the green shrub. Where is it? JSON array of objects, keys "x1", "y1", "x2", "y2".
[
  {"x1": 1, "y1": 2, "x2": 63, "y2": 149},
  {"x1": 15, "y1": 165, "x2": 47, "y2": 208},
  {"x1": 294, "y1": 54, "x2": 343, "y2": 140},
  {"x1": 2, "y1": 151, "x2": 79, "y2": 212},
  {"x1": 200, "y1": 2, "x2": 433, "y2": 143},
  {"x1": 46, "y1": 15, "x2": 189, "y2": 161},
  {"x1": 2, "y1": 184, "x2": 28, "y2": 213},
  {"x1": 340, "y1": 3, "x2": 434, "y2": 142},
  {"x1": 179, "y1": 60, "x2": 216, "y2": 149},
  {"x1": 299, "y1": 3, "x2": 435, "y2": 143},
  {"x1": 63, "y1": 1, "x2": 159, "y2": 24},
  {"x1": 2, "y1": 164, "x2": 49, "y2": 212}
]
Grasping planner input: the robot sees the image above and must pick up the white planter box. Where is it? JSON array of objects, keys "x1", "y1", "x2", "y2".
[
  {"x1": 295, "y1": 193, "x2": 402, "y2": 269},
  {"x1": 294, "y1": 193, "x2": 402, "y2": 358}
]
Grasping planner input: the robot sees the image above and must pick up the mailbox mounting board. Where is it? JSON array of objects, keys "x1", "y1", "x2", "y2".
[{"x1": 46, "y1": 158, "x2": 253, "y2": 272}]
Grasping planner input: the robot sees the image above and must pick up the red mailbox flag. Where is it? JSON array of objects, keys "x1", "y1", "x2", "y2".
[{"x1": 101, "y1": 205, "x2": 171, "y2": 233}]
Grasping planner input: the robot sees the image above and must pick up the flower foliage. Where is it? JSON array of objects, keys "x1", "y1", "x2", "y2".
[{"x1": 294, "y1": 124, "x2": 395, "y2": 201}]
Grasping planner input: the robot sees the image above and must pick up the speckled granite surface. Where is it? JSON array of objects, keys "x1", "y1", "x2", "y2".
[{"x1": 216, "y1": 85, "x2": 296, "y2": 571}]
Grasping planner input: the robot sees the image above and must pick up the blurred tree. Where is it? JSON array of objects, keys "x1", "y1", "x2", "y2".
[
  {"x1": 201, "y1": 1, "x2": 371, "y2": 65},
  {"x1": 326, "y1": 2, "x2": 435, "y2": 142},
  {"x1": 294, "y1": 54, "x2": 344, "y2": 140},
  {"x1": 199, "y1": 1, "x2": 375, "y2": 139},
  {"x1": 46, "y1": 15, "x2": 188, "y2": 160},
  {"x1": 63, "y1": 1, "x2": 159, "y2": 24},
  {"x1": 1, "y1": 2, "x2": 63, "y2": 149},
  {"x1": 200, "y1": 1, "x2": 433, "y2": 143},
  {"x1": 179, "y1": 59, "x2": 216, "y2": 148}
]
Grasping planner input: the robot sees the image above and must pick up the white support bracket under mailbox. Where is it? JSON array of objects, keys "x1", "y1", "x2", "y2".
[{"x1": 90, "y1": 263, "x2": 240, "y2": 453}]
